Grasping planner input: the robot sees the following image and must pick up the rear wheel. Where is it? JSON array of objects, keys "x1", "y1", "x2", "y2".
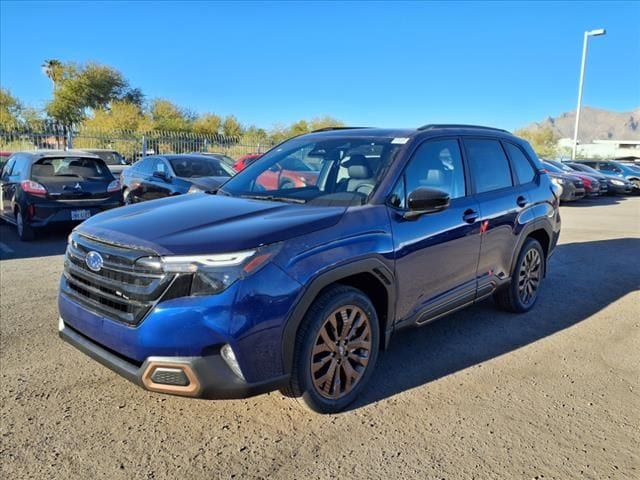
[
  {"x1": 494, "y1": 238, "x2": 544, "y2": 313},
  {"x1": 286, "y1": 285, "x2": 379, "y2": 413},
  {"x1": 15, "y1": 208, "x2": 35, "y2": 241}
]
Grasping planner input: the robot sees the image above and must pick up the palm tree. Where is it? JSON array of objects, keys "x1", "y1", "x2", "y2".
[{"x1": 41, "y1": 59, "x2": 64, "y2": 92}]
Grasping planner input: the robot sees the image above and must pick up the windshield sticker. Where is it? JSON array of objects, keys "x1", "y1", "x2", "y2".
[{"x1": 391, "y1": 137, "x2": 410, "y2": 144}]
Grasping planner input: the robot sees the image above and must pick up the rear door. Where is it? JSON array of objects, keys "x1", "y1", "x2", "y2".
[
  {"x1": 0, "y1": 155, "x2": 18, "y2": 218},
  {"x1": 389, "y1": 137, "x2": 482, "y2": 324},
  {"x1": 463, "y1": 137, "x2": 533, "y2": 293}
]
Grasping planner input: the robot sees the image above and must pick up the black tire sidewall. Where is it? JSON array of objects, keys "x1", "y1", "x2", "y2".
[
  {"x1": 510, "y1": 239, "x2": 544, "y2": 312},
  {"x1": 296, "y1": 287, "x2": 380, "y2": 413},
  {"x1": 16, "y1": 208, "x2": 34, "y2": 241}
]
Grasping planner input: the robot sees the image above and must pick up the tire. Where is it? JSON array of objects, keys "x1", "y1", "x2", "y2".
[
  {"x1": 286, "y1": 285, "x2": 380, "y2": 413},
  {"x1": 123, "y1": 188, "x2": 133, "y2": 205},
  {"x1": 15, "y1": 208, "x2": 35, "y2": 241},
  {"x1": 494, "y1": 238, "x2": 544, "y2": 313}
]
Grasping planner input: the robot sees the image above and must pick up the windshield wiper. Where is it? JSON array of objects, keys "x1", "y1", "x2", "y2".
[{"x1": 239, "y1": 194, "x2": 306, "y2": 204}]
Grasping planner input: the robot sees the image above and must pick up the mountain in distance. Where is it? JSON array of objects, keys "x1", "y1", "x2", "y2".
[{"x1": 519, "y1": 106, "x2": 640, "y2": 143}]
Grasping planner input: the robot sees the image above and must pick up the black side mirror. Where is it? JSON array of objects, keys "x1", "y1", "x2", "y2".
[
  {"x1": 403, "y1": 187, "x2": 450, "y2": 219},
  {"x1": 153, "y1": 170, "x2": 168, "y2": 181}
]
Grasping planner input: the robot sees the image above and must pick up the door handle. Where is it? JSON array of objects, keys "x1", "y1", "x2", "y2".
[
  {"x1": 516, "y1": 196, "x2": 527, "y2": 208},
  {"x1": 463, "y1": 209, "x2": 479, "y2": 223}
]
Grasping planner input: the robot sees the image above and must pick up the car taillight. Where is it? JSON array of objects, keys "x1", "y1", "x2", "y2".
[
  {"x1": 582, "y1": 178, "x2": 592, "y2": 187},
  {"x1": 107, "y1": 179, "x2": 121, "y2": 192},
  {"x1": 21, "y1": 180, "x2": 47, "y2": 195}
]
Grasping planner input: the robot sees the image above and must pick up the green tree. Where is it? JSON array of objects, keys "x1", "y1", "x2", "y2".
[
  {"x1": 308, "y1": 116, "x2": 344, "y2": 131},
  {"x1": 243, "y1": 125, "x2": 269, "y2": 144},
  {"x1": 192, "y1": 113, "x2": 222, "y2": 136},
  {"x1": 0, "y1": 88, "x2": 22, "y2": 130},
  {"x1": 83, "y1": 101, "x2": 151, "y2": 132},
  {"x1": 514, "y1": 127, "x2": 559, "y2": 159},
  {"x1": 44, "y1": 61, "x2": 139, "y2": 127},
  {"x1": 222, "y1": 115, "x2": 243, "y2": 138},
  {"x1": 149, "y1": 99, "x2": 192, "y2": 131}
]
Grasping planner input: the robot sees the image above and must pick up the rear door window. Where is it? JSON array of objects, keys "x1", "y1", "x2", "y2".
[
  {"x1": 504, "y1": 142, "x2": 536, "y2": 184},
  {"x1": 464, "y1": 138, "x2": 514, "y2": 193}
]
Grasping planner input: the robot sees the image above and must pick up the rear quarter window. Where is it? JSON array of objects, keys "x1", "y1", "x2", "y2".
[{"x1": 505, "y1": 142, "x2": 536, "y2": 184}]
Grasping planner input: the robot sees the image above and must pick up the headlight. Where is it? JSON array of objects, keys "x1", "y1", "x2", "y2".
[
  {"x1": 188, "y1": 185, "x2": 204, "y2": 193},
  {"x1": 145, "y1": 244, "x2": 281, "y2": 296},
  {"x1": 551, "y1": 177, "x2": 565, "y2": 186},
  {"x1": 611, "y1": 179, "x2": 624, "y2": 186}
]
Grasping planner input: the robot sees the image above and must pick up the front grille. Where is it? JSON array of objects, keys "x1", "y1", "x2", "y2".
[{"x1": 62, "y1": 233, "x2": 178, "y2": 325}]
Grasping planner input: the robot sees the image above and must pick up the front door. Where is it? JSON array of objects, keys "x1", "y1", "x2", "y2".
[{"x1": 389, "y1": 138, "x2": 482, "y2": 324}]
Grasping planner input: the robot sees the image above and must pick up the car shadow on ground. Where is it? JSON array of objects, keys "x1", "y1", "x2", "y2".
[
  {"x1": 563, "y1": 195, "x2": 629, "y2": 207},
  {"x1": 0, "y1": 224, "x2": 70, "y2": 260},
  {"x1": 351, "y1": 237, "x2": 640, "y2": 411}
]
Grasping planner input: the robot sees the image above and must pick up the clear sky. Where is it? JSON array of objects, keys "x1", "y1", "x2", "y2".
[{"x1": 1, "y1": 1, "x2": 639, "y2": 130}]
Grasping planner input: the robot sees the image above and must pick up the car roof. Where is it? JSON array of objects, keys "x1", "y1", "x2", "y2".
[
  {"x1": 153, "y1": 154, "x2": 223, "y2": 162},
  {"x1": 15, "y1": 150, "x2": 102, "y2": 163},
  {"x1": 79, "y1": 148, "x2": 118, "y2": 153},
  {"x1": 301, "y1": 125, "x2": 515, "y2": 141}
]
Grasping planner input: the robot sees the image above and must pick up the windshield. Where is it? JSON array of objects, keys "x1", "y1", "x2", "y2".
[
  {"x1": 548, "y1": 160, "x2": 574, "y2": 173},
  {"x1": 169, "y1": 157, "x2": 235, "y2": 178},
  {"x1": 219, "y1": 136, "x2": 402, "y2": 205},
  {"x1": 570, "y1": 163, "x2": 599, "y2": 175},
  {"x1": 31, "y1": 157, "x2": 113, "y2": 180},
  {"x1": 543, "y1": 161, "x2": 563, "y2": 174},
  {"x1": 613, "y1": 161, "x2": 640, "y2": 173},
  {"x1": 90, "y1": 151, "x2": 126, "y2": 165}
]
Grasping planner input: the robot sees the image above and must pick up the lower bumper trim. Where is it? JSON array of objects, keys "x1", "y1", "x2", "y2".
[{"x1": 59, "y1": 318, "x2": 288, "y2": 399}]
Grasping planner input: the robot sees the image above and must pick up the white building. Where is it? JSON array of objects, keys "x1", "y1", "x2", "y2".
[{"x1": 558, "y1": 138, "x2": 640, "y2": 160}]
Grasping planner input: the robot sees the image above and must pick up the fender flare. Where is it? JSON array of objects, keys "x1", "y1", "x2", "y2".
[
  {"x1": 280, "y1": 257, "x2": 396, "y2": 374},
  {"x1": 508, "y1": 217, "x2": 554, "y2": 278}
]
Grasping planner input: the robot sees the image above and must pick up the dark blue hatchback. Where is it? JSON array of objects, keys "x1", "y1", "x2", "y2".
[{"x1": 58, "y1": 125, "x2": 561, "y2": 413}]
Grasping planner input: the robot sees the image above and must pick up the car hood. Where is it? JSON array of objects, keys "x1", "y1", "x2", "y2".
[
  {"x1": 77, "y1": 193, "x2": 346, "y2": 255},
  {"x1": 190, "y1": 176, "x2": 230, "y2": 191}
]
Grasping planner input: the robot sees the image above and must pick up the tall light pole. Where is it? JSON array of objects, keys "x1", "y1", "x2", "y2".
[{"x1": 572, "y1": 28, "x2": 606, "y2": 160}]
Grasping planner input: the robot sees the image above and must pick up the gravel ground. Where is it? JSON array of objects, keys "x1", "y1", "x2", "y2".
[{"x1": 1, "y1": 196, "x2": 638, "y2": 479}]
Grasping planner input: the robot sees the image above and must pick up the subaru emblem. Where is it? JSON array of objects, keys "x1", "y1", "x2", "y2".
[{"x1": 85, "y1": 251, "x2": 104, "y2": 272}]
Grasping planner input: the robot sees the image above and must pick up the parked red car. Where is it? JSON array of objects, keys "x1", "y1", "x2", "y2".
[
  {"x1": 256, "y1": 156, "x2": 319, "y2": 189},
  {"x1": 233, "y1": 153, "x2": 262, "y2": 172}
]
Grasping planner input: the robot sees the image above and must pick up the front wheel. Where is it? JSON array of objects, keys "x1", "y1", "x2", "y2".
[
  {"x1": 494, "y1": 238, "x2": 544, "y2": 313},
  {"x1": 123, "y1": 188, "x2": 134, "y2": 205},
  {"x1": 286, "y1": 285, "x2": 380, "y2": 413}
]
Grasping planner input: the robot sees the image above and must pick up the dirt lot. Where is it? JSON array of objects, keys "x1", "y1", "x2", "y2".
[{"x1": 1, "y1": 196, "x2": 638, "y2": 479}]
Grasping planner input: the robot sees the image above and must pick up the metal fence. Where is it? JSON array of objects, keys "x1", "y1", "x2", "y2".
[{"x1": 0, "y1": 126, "x2": 274, "y2": 161}]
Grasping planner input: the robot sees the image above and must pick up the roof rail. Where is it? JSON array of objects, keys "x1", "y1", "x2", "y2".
[
  {"x1": 310, "y1": 126, "x2": 368, "y2": 133},
  {"x1": 417, "y1": 124, "x2": 510, "y2": 133}
]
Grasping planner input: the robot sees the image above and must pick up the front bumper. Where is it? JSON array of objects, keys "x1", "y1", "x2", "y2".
[{"x1": 59, "y1": 318, "x2": 287, "y2": 399}]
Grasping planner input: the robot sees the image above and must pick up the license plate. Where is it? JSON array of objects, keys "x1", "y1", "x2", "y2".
[{"x1": 71, "y1": 209, "x2": 92, "y2": 221}]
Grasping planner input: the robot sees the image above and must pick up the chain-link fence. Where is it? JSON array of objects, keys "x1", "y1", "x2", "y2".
[{"x1": 0, "y1": 126, "x2": 274, "y2": 161}]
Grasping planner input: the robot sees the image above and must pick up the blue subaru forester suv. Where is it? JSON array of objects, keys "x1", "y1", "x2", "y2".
[{"x1": 59, "y1": 125, "x2": 561, "y2": 413}]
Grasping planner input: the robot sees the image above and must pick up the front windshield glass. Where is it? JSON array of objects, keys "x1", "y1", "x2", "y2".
[
  {"x1": 91, "y1": 151, "x2": 126, "y2": 165},
  {"x1": 219, "y1": 136, "x2": 402, "y2": 205},
  {"x1": 543, "y1": 161, "x2": 563, "y2": 173},
  {"x1": 169, "y1": 157, "x2": 235, "y2": 178}
]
